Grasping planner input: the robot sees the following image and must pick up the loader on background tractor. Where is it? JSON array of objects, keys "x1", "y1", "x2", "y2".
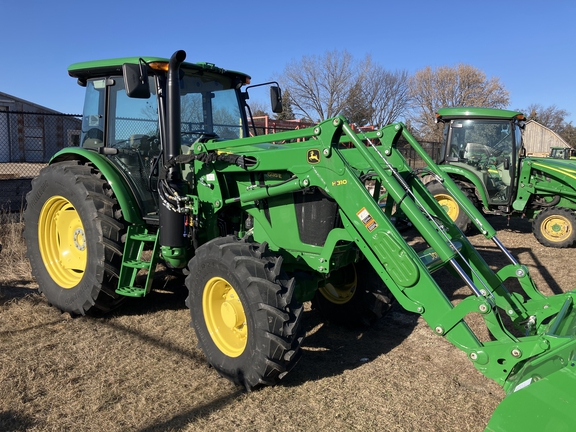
[
  {"x1": 427, "y1": 107, "x2": 576, "y2": 248},
  {"x1": 23, "y1": 51, "x2": 576, "y2": 430}
]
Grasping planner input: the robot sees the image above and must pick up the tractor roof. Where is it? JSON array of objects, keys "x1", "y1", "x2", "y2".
[
  {"x1": 68, "y1": 56, "x2": 251, "y2": 83},
  {"x1": 436, "y1": 107, "x2": 524, "y2": 121}
]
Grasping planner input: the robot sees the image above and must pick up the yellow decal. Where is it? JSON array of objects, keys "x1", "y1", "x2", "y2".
[
  {"x1": 307, "y1": 149, "x2": 321, "y2": 164},
  {"x1": 332, "y1": 179, "x2": 348, "y2": 186},
  {"x1": 357, "y1": 207, "x2": 378, "y2": 232}
]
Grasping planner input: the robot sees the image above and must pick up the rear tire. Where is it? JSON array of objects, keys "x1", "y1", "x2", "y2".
[
  {"x1": 313, "y1": 259, "x2": 393, "y2": 326},
  {"x1": 186, "y1": 236, "x2": 304, "y2": 390},
  {"x1": 24, "y1": 161, "x2": 126, "y2": 315},
  {"x1": 426, "y1": 181, "x2": 473, "y2": 232},
  {"x1": 532, "y1": 207, "x2": 576, "y2": 248}
]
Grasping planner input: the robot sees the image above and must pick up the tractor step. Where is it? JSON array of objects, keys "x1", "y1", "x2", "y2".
[
  {"x1": 116, "y1": 225, "x2": 160, "y2": 297},
  {"x1": 115, "y1": 286, "x2": 148, "y2": 297}
]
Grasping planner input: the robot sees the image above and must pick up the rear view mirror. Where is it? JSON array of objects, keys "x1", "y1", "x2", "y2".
[
  {"x1": 270, "y1": 86, "x2": 283, "y2": 114},
  {"x1": 123, "y1": 62, "x2": 150, "y2": 98}
]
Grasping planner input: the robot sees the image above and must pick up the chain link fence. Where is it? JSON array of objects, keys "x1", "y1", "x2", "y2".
[
  {"x1": 0, "y1": 110, "x2": 81, "y2": 211},
  {"x1": 0, "y1": 110, "x2": 442, "y2": 212}
]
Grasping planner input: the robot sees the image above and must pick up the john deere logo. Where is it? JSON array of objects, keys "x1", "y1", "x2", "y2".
[{"x1": 307, "y1": 149, "x2": 321, "y2": 164}]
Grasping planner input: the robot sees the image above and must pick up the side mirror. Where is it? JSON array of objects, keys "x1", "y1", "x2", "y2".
[
  {"x1": 123, "y1": 63, "x2": 150, "y2": 98},
  {"x1": 270, "y1": 86, "x2": 283, "y2": 114}
]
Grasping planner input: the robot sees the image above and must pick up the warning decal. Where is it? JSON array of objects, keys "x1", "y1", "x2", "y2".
[{"x1": 357, "y1": 207, "x2": 378, "y2": 232}]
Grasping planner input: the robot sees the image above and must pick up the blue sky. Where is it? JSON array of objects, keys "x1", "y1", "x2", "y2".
[{"x1": 2, "y1": 0, "x2": 575, "y2": 123}]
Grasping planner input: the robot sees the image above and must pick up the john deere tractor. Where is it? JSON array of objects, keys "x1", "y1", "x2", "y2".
[
  {"x1": 428, "y1": 107, "x2": 576, "y2": 248},
  {"x1": 24, "y1": 51, "x2": 576, "y2": 430}
]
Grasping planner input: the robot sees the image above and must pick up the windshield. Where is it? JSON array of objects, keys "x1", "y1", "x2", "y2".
[
  {"x1": 446, "y1": 119, "x2": 518, "y2": 204},
  {"x1": 179, "y1": 74, "x2": 245, "y2": 144}
]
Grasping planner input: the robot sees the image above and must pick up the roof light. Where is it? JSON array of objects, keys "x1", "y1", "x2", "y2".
[{"x1": 149, "y1": 62, "x2": 169, "y2": 71}]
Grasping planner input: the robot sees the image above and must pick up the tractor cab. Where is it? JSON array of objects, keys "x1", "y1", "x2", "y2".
[
  {"x1": 549, "y1": 146, "x2": 576, "y2": 159},
  {"x1": 436, "y1": 107, "x2": 525, "y2": 208},
  {"x1": 68, "y1": 56, "x2": 281, "y2": 218}
]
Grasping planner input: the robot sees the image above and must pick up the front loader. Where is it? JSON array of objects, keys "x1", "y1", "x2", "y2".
[{"x1": 24, "y1": 50, "x2": 576, "y2": 430}]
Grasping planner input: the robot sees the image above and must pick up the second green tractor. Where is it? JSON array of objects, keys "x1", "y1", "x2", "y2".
[{"x1": 428, "y1": 107, "x2": 576, "y2": 248}]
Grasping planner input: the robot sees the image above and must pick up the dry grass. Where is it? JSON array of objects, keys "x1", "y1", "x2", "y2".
[
  {"x1": 0, "y1": 212, "x2": 32, "y2": 289},
  {"x1": 1, "y1": 215, "x2": 574, "y2": 431}
]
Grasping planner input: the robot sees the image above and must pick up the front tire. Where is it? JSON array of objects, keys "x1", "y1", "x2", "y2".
[
  {"x1": 313, "y1": 259, "x2": 393, "y2": 326},
  {"x1": 24, "y1": 161, "x2": 126, "y2": 315},
  {"x1": 532, "y1": 207, "x2": 576, "y2": 248},
  {"x1": 185, "y1": 236, "x2": 304, "y2": 390}
]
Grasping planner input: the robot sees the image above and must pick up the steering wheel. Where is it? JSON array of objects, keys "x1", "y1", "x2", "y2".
[{"x1": 182, "y1": 130, "x2": 219, "y2": 143}]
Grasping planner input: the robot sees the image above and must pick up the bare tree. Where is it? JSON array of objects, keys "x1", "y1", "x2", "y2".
[
  {"x1": 561, "y1": 123, "x2": 576, "y2": 148},
  {"x1": 363, "y1": 66, "x2": 411, "y2": 127},
  {"x1": 280, "y1": 50, "x2": 364, "y2": 122},
  {"x1": 523, "y1": 103, "x2": 569, "y2": 132},
  {"x1": 281, "y1": 51, "x2": 410, "y2": 128},
  {"x1": 409, "y1": 64, "x2": 509, "y2": 141}
]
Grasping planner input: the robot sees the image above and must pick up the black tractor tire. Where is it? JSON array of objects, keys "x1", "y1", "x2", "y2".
[
  {"x1": 426, "y1": 181, "x2": 473, "y2": 233},
  {"x1": 24, "y1": 161, "x2": 126, "y2": 315},
  {"x1": 532, "y1": 207, "x2": 576, "y2": 248},
  {"x1": 312, "y1": 259, "x2": 394, "y2": 327},
  {"x1": 185, "y1": 236, "x2": 304, "y2": 391}
]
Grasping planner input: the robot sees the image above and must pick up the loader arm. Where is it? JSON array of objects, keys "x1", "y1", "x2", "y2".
[{"x1": 192, "y1": 116, "x2": 576, "y2": 428}]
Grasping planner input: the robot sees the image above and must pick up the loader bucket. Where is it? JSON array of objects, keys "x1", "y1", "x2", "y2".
[{"x1": 486, "y1": 309, "x2": 576, "y2": 431}]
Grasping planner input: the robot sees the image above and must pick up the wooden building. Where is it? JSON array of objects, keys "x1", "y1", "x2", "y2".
[{"x1": 523, "y1": 120, "x2": 570, "y2": 157}]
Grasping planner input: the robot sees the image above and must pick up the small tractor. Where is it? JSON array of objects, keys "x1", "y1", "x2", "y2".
[
  {"x1": 549, "y1": 146, "x2": 576, "y2": 160},
  {"x1": 427, "y1": 107, "x2": 576, "y2": 248},
  {"x1": 24, "y1": 51, "x2": 576, "y2": 430}
]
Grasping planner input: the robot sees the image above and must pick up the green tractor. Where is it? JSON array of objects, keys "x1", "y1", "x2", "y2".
[
  {"x1": 549, "y1": 146, "x2": 576, "y2": 160},
  {"x1": 427, "y1": 107, "x2": 576, "y2": 247},
  {"x1": 24, "y1": 51, "x2": 576, "y2": 430}
]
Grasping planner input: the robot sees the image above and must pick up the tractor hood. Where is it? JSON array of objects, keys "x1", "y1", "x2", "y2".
[
  {"x1": 525, "y1": 156, "x2": 576, "y2": 180},
  {"x1": 513, "y1": 156, "x2": 576, "y2": 212}
]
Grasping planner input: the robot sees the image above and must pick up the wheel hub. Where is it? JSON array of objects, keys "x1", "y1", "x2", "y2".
[
  {"x1": 203, "y1": 277, "x2": 248, "y2": 357},
  {"x1": 435, "y1": 193, "x2": 459, "y2": 220},
  {"x1": 221, "y1": 297, "x2": 244, "y2": 328},
  {"x1": 542, "y1": 216, "x2": 570, "y2": 240},
  {"x1": 38, "y1": 196, "x2": 87, "y2": 288},
  {"x1": 73, "y1": 228, "x2": 86, "y2": 251}
]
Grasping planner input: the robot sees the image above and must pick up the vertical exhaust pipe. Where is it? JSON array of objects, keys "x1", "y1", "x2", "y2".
[{"x1": 160, "y1": 50, "x2": 187, "y2": 248}]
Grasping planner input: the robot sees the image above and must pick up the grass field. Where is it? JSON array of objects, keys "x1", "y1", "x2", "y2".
[{"x1": 1, "y1": 215, "x2": 573, "y2": 431}]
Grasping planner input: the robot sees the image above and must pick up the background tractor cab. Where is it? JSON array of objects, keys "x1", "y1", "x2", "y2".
[
  {"x1": 430, "y1": 107, "x2": 576, "y2": 248},
  {"x1": 437, "y1": 107, "x2": 524, "y2": 210},
  {"x1": 549, "y1": 146, "x2": 576, "y2": 160}
]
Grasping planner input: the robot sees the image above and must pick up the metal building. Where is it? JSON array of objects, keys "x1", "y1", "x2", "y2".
[{"x1": 0, "y1": 91, "x2": 81, "y2": 163}]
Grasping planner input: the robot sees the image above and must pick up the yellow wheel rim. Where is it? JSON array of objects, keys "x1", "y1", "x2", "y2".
[
  {"x1": 203, "y1": 277, "x2": 247, "y2": 357},
  {"x1": 540, "y1": 215, "x2": 572, "y2": 242},
  {"x1": 435, "y1": 193, "x2": 460, "y2": 221},
  {"x1": 38, "y1": 196, "x2": 87, "y2": 288},
  {"x1": 319, "y1": 265, "x2": 357, "y2": 305}
]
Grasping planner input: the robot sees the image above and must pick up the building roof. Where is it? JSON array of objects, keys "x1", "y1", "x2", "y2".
[
  {"x1": 0, "y1": 90, "x2": 67, "y2": 114},
  {"x1": 525, "y1": 119, "x2": 569, "y2": 147}
]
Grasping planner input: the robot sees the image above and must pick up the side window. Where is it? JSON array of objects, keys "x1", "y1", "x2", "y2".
[
  {"x1": 81, "y1": 79, "x2": 106, "y2": 148},
  {"x1": 108, "y1": 76, "x2": 159, "y2": 156}
]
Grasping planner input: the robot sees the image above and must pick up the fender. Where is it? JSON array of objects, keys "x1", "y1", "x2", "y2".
[
  {"x1": 437, "y1": 164, "x2": 490, "y2": 207},
  {"x1": 50, "y1": 148, "x2": 144, "y2": 224}
]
